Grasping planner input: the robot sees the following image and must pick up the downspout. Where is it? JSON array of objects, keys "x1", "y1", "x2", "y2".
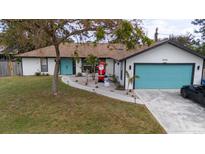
[
  {"x1": 201, "y1": 59, "x2": 205, "y2": 85},
  {"x1": 123, "y1": 59, "x2": 126, "y2": 89},
  {"x1": 113, "y1": 59, "x2": 115, "y2": 75}
]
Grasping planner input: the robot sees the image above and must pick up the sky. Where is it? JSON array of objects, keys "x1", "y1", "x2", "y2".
[
  {"x1": 142, "y1": 19, "x2": 200, "y2": 40},
  {"x1": 0, "y1": 19, "x2": 201, "y2": 41}
]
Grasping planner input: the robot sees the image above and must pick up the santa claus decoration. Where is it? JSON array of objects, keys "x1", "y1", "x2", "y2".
[{"x1": 97, "y1": 61, "x2": 106, "y2": 82}]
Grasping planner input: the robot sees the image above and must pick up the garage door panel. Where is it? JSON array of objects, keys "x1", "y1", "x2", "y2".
[{"x1": 134, "y1": 64, "x2": 193, "y2": 89}]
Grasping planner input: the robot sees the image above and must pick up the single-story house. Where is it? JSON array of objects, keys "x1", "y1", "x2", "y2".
[
  {"x1": 0, "y1": 46, "x2": 7, "y2": 61},
  {"x1": 16, "y1": 39, "x2": 205, "y2": 89}
]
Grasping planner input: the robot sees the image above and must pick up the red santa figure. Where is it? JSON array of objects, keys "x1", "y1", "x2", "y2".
[{"x1": 97, "y1": 61, "x2": 106, "y2": 82}]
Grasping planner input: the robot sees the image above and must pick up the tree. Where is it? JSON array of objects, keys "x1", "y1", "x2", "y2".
[
  {"x1": 169, "y1": 33, "x2": 196, "y2": 48},
  {"x1": 113, "y1": 20, "x2": 154, "y2": 48},
  {"x1": 192, "y1": 19, "x2": 205, "y2": 55},
  {"x1": 192, "y1": 19, "x2": 205, "y2": 40},
  {"x1": 85, "y1": 54, "x2": 98, "y2": 80},
  {"x1": 169, "y1": 33, "x2": 205, "y2": 55},
  {"x1": 0, "y1": 19, "x2": 153, "y2": 96}
]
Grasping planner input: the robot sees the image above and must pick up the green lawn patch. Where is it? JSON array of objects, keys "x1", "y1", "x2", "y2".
[{"x1": 0, "y1": 76, "x2": 165, "y2": 133}]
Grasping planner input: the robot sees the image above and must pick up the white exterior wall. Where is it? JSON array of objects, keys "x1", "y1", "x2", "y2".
[
  {"x1": 114, "y1": 61, "x2": 120, "y2": 80},
  {"x1": 76, "y1": 59, "x2": 82, "y2": 74},
  {"x1": 114, "y1": 60, "x2": 125, "y2": 85},
  {"x1": 125, "y1": 44, "x2": 204, "y2": 89},
  {"x1": 48, "y1": 58, "x2": 55, "y2": 75},
  {"x1": 105, "y1": 58, "x2": 114, "y2": 76},
  {"x1": 22, "y1": 58, "x2": 41, "y2": 75},
  {"x1": 22, "y1": 57, "x2": 56, "y2": 75}
]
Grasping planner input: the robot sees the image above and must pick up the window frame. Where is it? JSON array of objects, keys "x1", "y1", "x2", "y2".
[{"x1": 40, "y1": 58, "x2": 48, "y2": 72}]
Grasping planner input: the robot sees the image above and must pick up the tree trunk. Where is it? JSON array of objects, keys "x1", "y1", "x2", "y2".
[
  {"x1": 8, "y1": 56, "x2": 14, "y2": 76},
  {"x1": 52, "y1": 44, "x2": 60, "y2": 96}
]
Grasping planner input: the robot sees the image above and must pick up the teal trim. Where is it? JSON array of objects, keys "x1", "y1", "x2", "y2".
[
  {"x1": 60, "y1": 58, "x2": 73, "y2": 75},
  {"x1": 134, "y1": 64, "x2": 194, "y2": 89}
]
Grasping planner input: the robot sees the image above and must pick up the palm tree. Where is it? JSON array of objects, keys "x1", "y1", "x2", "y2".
[
  {"x1": 125, "y1": 70, "x2": 139, "y2": 92},
  {"x1": 85, "y1": 54, "x2": 98, "y2": 80}
]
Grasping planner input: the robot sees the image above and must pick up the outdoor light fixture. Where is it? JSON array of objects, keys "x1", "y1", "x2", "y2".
[
  {"x1": 197, "y1": 65, "x2": 200, "y2": 70},
  {"x1": 129, "y1": 65, "x2": 131, "y2": 70}
]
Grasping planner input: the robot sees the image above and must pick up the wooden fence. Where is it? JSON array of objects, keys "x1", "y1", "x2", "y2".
[{"x1": 0, "y1": 61, "x2": 23, "y2": 77}]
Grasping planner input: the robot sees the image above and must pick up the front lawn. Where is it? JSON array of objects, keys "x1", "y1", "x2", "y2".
[{"x1": 0, "y1": 76, "x2": 165, "y2": 133}]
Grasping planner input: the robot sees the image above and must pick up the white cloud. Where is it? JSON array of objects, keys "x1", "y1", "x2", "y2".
[{"x1": 142, "y1": 19, "x2": 198, "y2": 40}]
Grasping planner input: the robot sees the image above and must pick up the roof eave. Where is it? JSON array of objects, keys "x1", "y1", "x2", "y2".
[{"x1": 119, "y1": 40, "x2": 205, "y2": 61}]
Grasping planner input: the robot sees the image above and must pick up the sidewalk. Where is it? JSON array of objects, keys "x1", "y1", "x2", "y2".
[{"x1": 61, "y1": 75, "x2": 143, "y2": 104}]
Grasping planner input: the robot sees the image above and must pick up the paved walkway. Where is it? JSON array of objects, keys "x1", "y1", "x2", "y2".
[{"x1": 61, "y1": 76, "x2": 143, "y2": 104}]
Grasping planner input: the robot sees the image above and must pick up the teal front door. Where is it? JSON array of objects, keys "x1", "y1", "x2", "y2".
[
  {"x1": 134, "y1": 64, "x2": 194, "y2": 89},
  {"x1": 60, "y1": 58, "x2": 73, "y2": 75}
]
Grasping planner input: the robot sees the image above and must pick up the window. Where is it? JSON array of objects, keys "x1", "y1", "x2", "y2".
[
  {"x1": 81, "y1": 58, "x2": 98, "y2": 73},
  {"x1": 41, "y1": 58, "x2": 48, "y2": 72}
]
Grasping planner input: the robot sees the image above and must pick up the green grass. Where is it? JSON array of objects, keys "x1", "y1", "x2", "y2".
[{"x1": 0, "y1": 76, "x2": 165, "y2": 133}]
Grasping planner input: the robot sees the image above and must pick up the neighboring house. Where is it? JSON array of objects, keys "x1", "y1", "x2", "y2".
[
  {"x1": 16, "y1": 39, "x2": 205, "y2": 89},
  {"x1": 0, "y1": 46, "x2": 18, "y2": 61},
  {"x1": 0, "y1": 45, "x2": 7, "y2": 61}
]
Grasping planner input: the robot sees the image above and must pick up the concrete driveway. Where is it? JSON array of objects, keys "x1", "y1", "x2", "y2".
[{"x1": 135, "y1": 89, "x2": 205, "y2": 133}]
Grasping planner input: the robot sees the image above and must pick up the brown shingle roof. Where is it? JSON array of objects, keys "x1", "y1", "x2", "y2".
[
  {"x1": 16, "y1": 43, "x2": 131, "y2": 60},
  {"x1": 17, "y1": 39, "x2": 204, "y2": 61},
  {"x1": 16, "y1": 42, "x2": 161, "y2": 60}
]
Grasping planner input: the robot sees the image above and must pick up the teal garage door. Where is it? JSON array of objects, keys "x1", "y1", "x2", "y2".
[
  {"x1": 60, "y1": 58, "x2": 73, "y2": 75},
  {"x1": 134, "y1": 64, "x2": 194, "y2": 89}
]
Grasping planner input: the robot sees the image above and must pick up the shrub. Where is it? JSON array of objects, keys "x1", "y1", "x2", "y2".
[
  {"x1": 115, "y1": 84, "x2": 125, "y2": 90},
  {"x1": 110, "y1": 75, "x2": 118, "y2": 83},
  {"x1": 35, "y1": 72, "x2": 41, "y2": 76},
  {"x1": 76, "y1": 72, "x2": 82, "y2": 77},
  {"x1": 35, "y1": 72, "x2": 49, "y2": 76}
]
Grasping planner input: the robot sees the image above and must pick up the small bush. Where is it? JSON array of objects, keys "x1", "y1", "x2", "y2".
[
  {"x1": 35, "y1": 72, "x2": 49, "y2": 76},
  {"x1": 35, "y1": 72, "x2": 41, "y2": 76},
  {"x1": 115, "y1": 84, "x2": 125, "y2": 90},
  {"x1": 75, "y1": 80, "x2": 78, "y2": 82},
  {"x1": 110, "y1": 75, "x2": 118, "y2": 83},
  {"x1": 76, "y1": 72, "x2": 82, "y2": 77}
]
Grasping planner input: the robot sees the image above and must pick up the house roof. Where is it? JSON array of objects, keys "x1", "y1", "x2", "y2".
[
  {"x1": 0, "y1": 45, "x2": 18, "y2": 55},
  {"x1": 0, "y1": 45, "x2": 5, "y2": 54},
  {"x1": 16, "y1": 39, "x2": 205, "y2": 60},
  {"x1": 118, "y1": 39, "x2": 205, "y2": 61},
  {"x1": 16, "y1": 43, "x2": 130, "y2": 60}
]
